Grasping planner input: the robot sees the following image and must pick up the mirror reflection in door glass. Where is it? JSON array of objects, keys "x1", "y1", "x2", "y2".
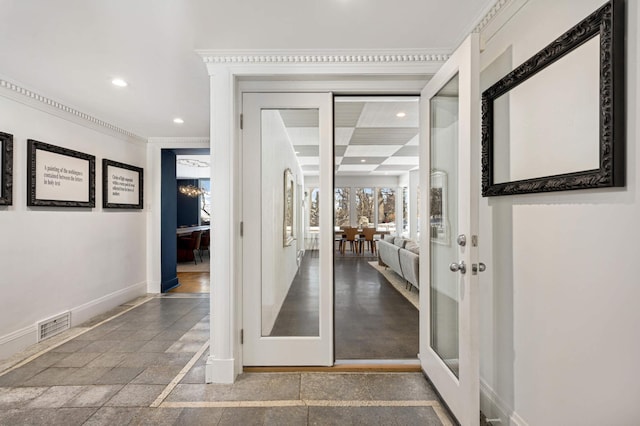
[
  {"x1": 261, "y1": 108, "x2": 320, "y2": 337},
  {"x1": 429, "y1": 74, "x2": 460, "y2": 377}
]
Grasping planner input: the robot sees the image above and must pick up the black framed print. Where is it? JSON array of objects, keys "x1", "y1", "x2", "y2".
[
  {"x1": 27, "y1": 139, "x2": 95, "y2": 207},
  {"x1": 102, "y1": 159, "x2": 143, "y2": 209},
  {"x1": 0, "y1": 132, "x2": 13, "y2": 206},
  {"x1": 481, "y1": 0, "x2": 624, "y2": 196}
]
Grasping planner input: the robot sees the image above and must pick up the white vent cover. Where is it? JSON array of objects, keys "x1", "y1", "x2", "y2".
[{"x1": 37, "y1": 311, "x2": 71, "y2": 342}]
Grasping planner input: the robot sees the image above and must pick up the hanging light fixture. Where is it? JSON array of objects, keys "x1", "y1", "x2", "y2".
[{"x1": 178, "y1": 184, "x2": 203, "y2": 197}]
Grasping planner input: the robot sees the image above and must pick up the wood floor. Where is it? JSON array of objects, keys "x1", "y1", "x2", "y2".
[{"x1": 171, "y1": 272, "x2": 210, "y2": 293}]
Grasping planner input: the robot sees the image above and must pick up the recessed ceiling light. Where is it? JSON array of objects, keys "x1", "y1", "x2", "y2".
[
  {"x1": 295, "y1": 151, "x2": 300, "y2": 155},
  {"x1": 396, "y1": 112, "x2": 406, "y2": 118},
  {"x1": 361, "y1": 159, "x2": 366, "y2": 163},
  {"x1": 173, "y1": 118, "x2": 184, "y2": 124},
  {"x1": 111, "y1": 78, "x2": 127, "y2": 87}
]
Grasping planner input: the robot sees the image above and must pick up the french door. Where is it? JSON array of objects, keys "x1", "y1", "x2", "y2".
[
  {"x1": 419, "y1": 34, "x2": 481, "y2": 425},
  {"x1": 242, "y1": 92, "x2": 334, "y2": 366}
]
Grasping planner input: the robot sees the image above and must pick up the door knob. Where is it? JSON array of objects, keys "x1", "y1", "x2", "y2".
[{"x1": 449, "y1": 261, "x2": 466, "y2": 274}]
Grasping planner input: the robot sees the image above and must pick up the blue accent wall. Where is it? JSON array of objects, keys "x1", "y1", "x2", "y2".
[
  {"x1": 177, "y1": 179, "x2": 200, "y2": 227},
  {"x1": 161, "y1": 150, "x2": 179, "y2": 292}
]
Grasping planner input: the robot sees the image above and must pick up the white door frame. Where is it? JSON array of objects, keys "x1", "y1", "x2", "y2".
[
  {"x1": 200, "y1": 50, "x2": 446, "y2": 383},
  {"x1": 146, "y1": 137, "x2": 210, "y2": 294}
]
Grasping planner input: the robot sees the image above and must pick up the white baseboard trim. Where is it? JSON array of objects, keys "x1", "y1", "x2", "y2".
[
  {"x1": 0, "y1": 325, "x2": 37, "y2": 361},
  {"x1": 71, "y1": 281, "x2": 147, "y2": 326},
  {"x1": 480, "y1": 378, "x2": 529, "y2": 426},
  {"x1": 0, "y1": 281, "x2": 147, "y2": 362},
  {"x1": 205, "y1": 356, "x2": 236, "y2": 384}
]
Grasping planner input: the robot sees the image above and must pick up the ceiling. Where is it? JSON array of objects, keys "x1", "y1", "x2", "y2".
[
  {"x1": 0, "y1": 0, "x2": 496, "y2": 139},
  {"x1": 281, "y1": 97, "x2": 419, "y2": 177}
]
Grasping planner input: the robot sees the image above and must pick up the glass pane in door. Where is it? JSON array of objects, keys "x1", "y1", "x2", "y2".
[
  {"x1": 261, "y1": 108, "x2": 320, "y2": 337},
  {"x1": 429, "y1": 74, "x2": 460, "y2": 377}
]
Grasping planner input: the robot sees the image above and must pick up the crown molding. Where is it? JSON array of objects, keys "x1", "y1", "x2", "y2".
[
  {"x1": 473, "y1": 0, "x2": 515, "y2": 33},
  {"x1": 197, "y1": 49, "x2": 451, "y2": 65},
  {"x1": 147, "y1": 137, "x2": 210, "y2": 148},
  {"x1": 0, "y1": 78, "x2": 146, "y2": 145}
]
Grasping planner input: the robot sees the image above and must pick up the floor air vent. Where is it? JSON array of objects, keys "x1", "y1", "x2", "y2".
[{"x1": 38, "y1": 311, "x2": 71, "y2": 342}]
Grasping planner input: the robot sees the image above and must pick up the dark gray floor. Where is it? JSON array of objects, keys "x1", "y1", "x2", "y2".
[{"x1": 270, "y1": 250, "x2": 419, "y2": 359}]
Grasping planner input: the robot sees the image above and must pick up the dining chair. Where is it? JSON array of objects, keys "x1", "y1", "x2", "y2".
[
  {"x1": 177, "y1": 230, "x2": 202, "y2": 264},
  {"x1": 341, "y1": 227, "x2": 360, "y2": 255},
  {"x1": 200, "y1": 230, "x2": 210, "y2": 257},
  {"x1": 361, "y1": 227, "x2": 378, "y2": 254}
]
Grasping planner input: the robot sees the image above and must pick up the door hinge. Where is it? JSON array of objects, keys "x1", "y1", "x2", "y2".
[
  {"x1": 240, "y1": 329, "x2": 244, "y2": 344},
  {"x1": 240, "y1": 221, "x2": 244, "y2": 237},
  {"x1": 240, "y1": 113, "x2": 243, "y2": 130}
]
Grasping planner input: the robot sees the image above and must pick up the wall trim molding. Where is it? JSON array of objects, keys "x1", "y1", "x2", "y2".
[
  {"x1": 147, "y1": 137, "x2": 210, "y2": 146},
  {"x1": 0, "y1": 78, "x2": 147, "y2": 145},
  {"x1": 205, "y1": 356, "x2": 236, "y2": 384},
  {"x1": 473, "y1": 0, "x2": 515, "y2": 33},
  {"x1": 0, "y1": 324, "x2": 35, "y2": 347},
  {"x1": 197, "y1": 49, "x2": 450, "y2": 65},
  {"x1": 480, "y1": 378, "x2": 530, "y2": 426},
  {"x1": 71, "y1": 281, "x2": 147, "y2": 327},
  {"x1": 0, "y1": 281, "x2": 146, "y2": 362}
]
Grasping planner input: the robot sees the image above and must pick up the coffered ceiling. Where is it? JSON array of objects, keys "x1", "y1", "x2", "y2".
[
  {"x1": 0, "y1": 0, "x2": 496, "y2": 139},
  {"x1": 281, "y1": 97, "x2": 419, "y2": 176}
]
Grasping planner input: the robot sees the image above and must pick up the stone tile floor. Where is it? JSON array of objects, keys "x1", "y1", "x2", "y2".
[{"x1": 0, "y1": 295, "x2": 452, "y2": 425}]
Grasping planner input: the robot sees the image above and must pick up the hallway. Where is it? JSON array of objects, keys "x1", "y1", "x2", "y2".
[{"x1": 0, "y1": 296, "x2": 450, "y2": 425}]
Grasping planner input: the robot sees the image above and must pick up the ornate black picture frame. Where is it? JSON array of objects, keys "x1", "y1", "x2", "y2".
[
  {"x1": 27, "y1": 139, "x2": 95, "y2": 207},
  {"x1": 102, "y1": 159, "x2": 144, "y2": 209},
  {"x1": 0, "y1": 132, "x2": 13, "y2": 206},
  {"x1": 481, "y1": 0, "x2": 625, "y2": 196}
]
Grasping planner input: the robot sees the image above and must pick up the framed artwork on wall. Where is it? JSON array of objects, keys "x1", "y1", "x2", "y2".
[
  {"x1": 102, "y1": 159, "x2": 143, "y2": 209},
  {"x1": 0, "y1": 132, "x2": 13, "y2": 206},
  {"x1": 27, "y1": 139, "x2": 95, "y2": 207},
  {"x1": 481, "y1": 0, "x2": 624, "y2": 196},
  {"x1": 283, "y1": 168, "x2": 295, "y2": 247}
]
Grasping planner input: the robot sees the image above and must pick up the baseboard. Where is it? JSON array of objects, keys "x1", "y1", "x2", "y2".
[
  {"x1": 161, "y1": 277, "x2": 179, "y2": 293},
  {"x1": 205, "y1": 356, "x2": 236, "y2": 384},
  {"x1": 0, "y1": 281, "x2": 147, "y2": 362},
  {"x1": 0, "y1": 325, "x2": 37, "y2": 361},
  {"x1": 72, "y1": 281, "x2": 147, "y2": 326},
  {"x1": 480, "y1": 378, "x2": 529, "y2": 426}
]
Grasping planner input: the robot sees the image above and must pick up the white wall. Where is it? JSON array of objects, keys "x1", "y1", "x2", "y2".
[
  {"x1": 0, "y1": 95, "x2": 147, "y2": 359},
  {"x1": 479, "y1": 0, "x2": 640, "y2": 424},
  {"x1": 261, "y1": 110, "x2": 304, "y2": 335}
]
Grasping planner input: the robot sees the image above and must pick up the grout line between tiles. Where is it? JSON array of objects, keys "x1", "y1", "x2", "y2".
[
  {"x1": 160, "y1": 399, "x2": 443, "y2": 408},
  {"x1": 150, "y1": 340, "x2": 210, "y2": 408},
  {"x1": 0, "y1": 295, "x2": 156, "y2": 377}
]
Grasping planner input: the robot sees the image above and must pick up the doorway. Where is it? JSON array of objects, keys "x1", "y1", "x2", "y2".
[{"x1": 332, "y1": 96, "x2": 420, "y2": 360}]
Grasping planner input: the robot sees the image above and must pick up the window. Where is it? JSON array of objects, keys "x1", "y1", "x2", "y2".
[
  {"x1": 200, "y1": 179, "x2": 211, "y2": 225},
  {"x1": 355, "y1": 187, "x2": 374, "y2": 228},
  {"x1": 377, "y1": 187, "x2": 396, "y2": 232},
  {"x1": 309, "y1": 188, "x2": 320, "y2": 227},
  {"x1": 402, "y1": 186, "x2": 408, "y2": 234},
  {"x1": 334, "y1": 187, "x2": 350, "y2": 227}
]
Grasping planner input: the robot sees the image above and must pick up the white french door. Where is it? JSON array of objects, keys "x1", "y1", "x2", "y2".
[
  {"x1": 242, "y1": 92, "x2": 334, "y2": 366},
  {"x1": 419, "y1": 34, "x2": 481, "y2": 425}
]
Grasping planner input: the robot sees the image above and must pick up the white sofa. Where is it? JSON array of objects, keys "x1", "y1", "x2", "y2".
[{"x1": 377, "y1": 235, "x2": 420, "y2": 291}]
